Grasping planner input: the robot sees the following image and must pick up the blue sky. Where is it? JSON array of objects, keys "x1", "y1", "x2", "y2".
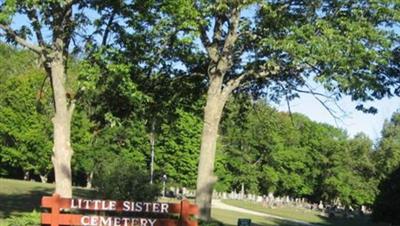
[{"x1": 276, "y1": 93, "x2": 400, "y2": 141}]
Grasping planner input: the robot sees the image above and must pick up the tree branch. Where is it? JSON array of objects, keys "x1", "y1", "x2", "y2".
[
  {"x1": 290, "y1": 87, "x2": 332, "y2": 98},
  {"x1": 312, "y1": 92, "x2": 341, "y2": 126},
  {"x1": 223, "y1": 71, "x2": 250, "y2": 94},
  {"x1": 101, "y1": 10, "x2": 117, "y2": 47},
  {"x1": 199, "y1": 24, "x2": 211, "y2": 47},
  {"x1": 199, "y1": 14, "x2": 226, "y2": 63},
  {"x1": 26, "y1": 7, "x2": 46, "y2": 48},
  {"x1": 64, "y1": 0, "x2": 76, "y2": 7},
  {"x1": 222, "y1": 7, "x2": 240, "y2": 56},
  {"x1": 0, "y1": 23, "x2": 43, "y2": 54},
  {"x1": 285, "y1": 93, "x2": 295, "y2": 126},
  {"x1": 213, "y1": 15, "x2": 224, "y2": 45},
  {"x1": 222, "y1": 69, "x2": 269, "y2": 97},
  {"x1": 296, "y1": 82, "x2": 344, "y2": 125}
]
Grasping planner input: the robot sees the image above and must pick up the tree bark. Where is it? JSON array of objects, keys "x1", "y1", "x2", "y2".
[
  {"x1": 40, "y1": 174, "x2": 48, "y2": 183},
  {"x1": 240, "y1": 183, "x2": 245, "y2": 200},
  {"x1": 86, "y1": 171, "x2": 94, "y2": 189},
  {"x1": 149, "y1": 120, "x2": 156, "y2": 184},
  {"x1": 23, "y1": 171, "x2": 30, "y2": 181},
  {"x1": 195, "y1": 76, "x2": 227, "y2": 220},
  {"x1": 50, "y1": 47, "x2": 74, "y2": 198}
]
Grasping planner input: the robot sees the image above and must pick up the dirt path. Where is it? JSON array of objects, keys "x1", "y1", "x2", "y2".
[{"x1": 212, "y1": 199, "x2": 314, "y2": 226}]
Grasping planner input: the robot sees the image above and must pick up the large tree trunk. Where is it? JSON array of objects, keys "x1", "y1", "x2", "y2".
[
  {"x1": 50, "y1": 48, "x2": 74, "y2": 198},
  {"x1": 195, "y1": 76, "x2": 227, "y2": 220}
]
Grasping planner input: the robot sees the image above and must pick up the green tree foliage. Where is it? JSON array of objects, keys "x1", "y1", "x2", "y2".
[
  {"x1": 314, "y1": 132, "x2": 378, "y2": 206},
  {"x1": 372, "y1": 166, "x2": 400, "y2": 225},
  {"x1": 220, "y1": 99, "x2": 322, "y2": 197},
  {"x1": 157, "y1": 109, "x2": 203, "y2": 188},
  {"x1": 70, "y1": 109, "x2": 95, "y2": 186},
  {"x1": 0, "y1": 44, "x2": 37, "y2": 82},
  {"x1": 93, "y1": 156, "x2": 160, "y2": 202},
  {"x1": 78, "y1": 1, "x2": 208, "y2": 189},
  {"x1": 218, "y1": 96, "x2": 379, "y2": 206},
  {"x1": 375, "y1": 111, "x2": 400, "y2": 177},
  {"x1": 0, "y1": 65, "x2": 53, "y2": 180},
  {"x1": 220, "y1": 96, "x2": 262, "y2": 194},
  {"x1": 345, "y1": 134, "x2": 378, "y2": 205},
  {"x1": 72, "y1": 117, "x2": 149, "y2": 187}
]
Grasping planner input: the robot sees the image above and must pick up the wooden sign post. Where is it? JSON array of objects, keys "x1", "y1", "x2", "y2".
[{"x1": 41, "y1": 194, "x2": 198, "y2": 226}]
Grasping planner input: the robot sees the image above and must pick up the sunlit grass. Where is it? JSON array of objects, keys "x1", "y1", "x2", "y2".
[
  {"x1": 211, "y1": 208, "x2": 299, "y2": 226},
  {"x1": 223, "y1": 199, "x2": 324, "y2": 224},
  {"x1": 222, "y1": 199, "x2": 388, "y2": 226}
]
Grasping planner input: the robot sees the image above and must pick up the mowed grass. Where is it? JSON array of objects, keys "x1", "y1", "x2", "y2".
[
  {"x1": 223, "y1": 200, "x2": 324, "y2": 224},
  {"x1": 222, "y1": 199, "x2": 389, "y2": 226},
  {"x1": 211, "y1": 209, "x2": 301, "y2": 226}
]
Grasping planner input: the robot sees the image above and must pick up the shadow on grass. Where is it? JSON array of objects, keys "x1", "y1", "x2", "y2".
[
  {"x1": 0, "y1": 188, "x2": 51, "y2": 218},
  {"x1": 211, "y1": 211, "x2": 388, "y2": 226},
  {"x1": 0, "y1": 186, "x2": 96, "y2": 219},
  {"x1": 315, "y1": 215, "x2": 389, "y2": 226},
  {"x1": 209, "y1": 217, "x2": 309, "y2": 226},
  {"x1": 262, "y1": 218, "x2": 305, "y2": 226},
  {"x1": 220, "y1": 200, "x2": 389, "y2": 226},
  {"x1": 263, "y1": 217, "x2": 382, "y2": 226}
]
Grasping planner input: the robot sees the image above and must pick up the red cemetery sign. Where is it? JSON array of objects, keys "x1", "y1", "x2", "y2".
[{"x1": 41, "y1": 194, "x2": 198, "y2": 226}]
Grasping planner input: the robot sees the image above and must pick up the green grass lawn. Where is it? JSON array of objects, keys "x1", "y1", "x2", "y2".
[
  {"x1": 222, "y1": 199, "x2": 388, "y2": 226},
  {"x1": 211, "y1": 209, "x2": 302, "y2": 226}
]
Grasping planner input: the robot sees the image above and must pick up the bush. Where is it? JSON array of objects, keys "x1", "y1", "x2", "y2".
[
  {"x1": 93, "y1": 157, "x2": 160, "y2": 202},
  {"x1": 5, "y1": 211, "x2": 40, "y2": 226},
  {"x1": 372, "y1": 166, "x2": 400, "y2": 225}
]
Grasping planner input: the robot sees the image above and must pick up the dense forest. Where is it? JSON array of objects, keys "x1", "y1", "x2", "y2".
[{"x1": 1, "y1": 44, "x2": 399, "y2": 209}]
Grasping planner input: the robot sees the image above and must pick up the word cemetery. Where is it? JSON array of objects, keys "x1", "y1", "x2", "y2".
[{"x1": 41, "y1": 194, "x2": 198, "y2": 226}]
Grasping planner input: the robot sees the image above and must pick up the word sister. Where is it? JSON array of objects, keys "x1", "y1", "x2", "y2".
[{"x1": 71, "y1": 199, "x2": 169, "y2": 213}]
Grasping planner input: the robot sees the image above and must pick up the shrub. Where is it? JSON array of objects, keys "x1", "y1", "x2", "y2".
[
  {"x1": 5, "y1": 211, "x2": 40, "y2": 226},
  {"x1": 93, "y1": 157, "x2": 160, "y2": 202}
]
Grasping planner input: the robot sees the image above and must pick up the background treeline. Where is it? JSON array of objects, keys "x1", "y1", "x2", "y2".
[{"x1": 1, "y1": 44, "x2": 399, "y2": 209}]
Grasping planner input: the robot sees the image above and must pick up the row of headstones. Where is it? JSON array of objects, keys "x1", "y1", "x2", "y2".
[
  {"x1": 212, "y1": 191, "x2": 307, "y2": 206},
  {"x1": 166, "y1": 187, "x2": 196, "y2": 198},
  {"x1": 166, "y1": 187, "x2": 371, "y2": 216},
  {"x1": 167, "y1": 187, "x2": 306, "y2": 207}
]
